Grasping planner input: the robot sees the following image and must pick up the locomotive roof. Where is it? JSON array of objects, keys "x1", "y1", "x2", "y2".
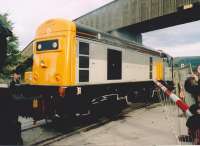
[
  {"x1": 76, "y1": 23, "x2": 170, "y2": 58},
  {"x1": 35, "y1": 19, "x2": 171, "y2": 58}
]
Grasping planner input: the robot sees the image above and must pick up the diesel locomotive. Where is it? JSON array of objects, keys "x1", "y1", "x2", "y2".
[{"x1": 11, "y1": 18, "x2": 173, "y2": 121}]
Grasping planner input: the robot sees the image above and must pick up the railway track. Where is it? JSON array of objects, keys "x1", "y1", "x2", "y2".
[{"x1": 22, "y1": 102, "x2": 151, "y2": 145}]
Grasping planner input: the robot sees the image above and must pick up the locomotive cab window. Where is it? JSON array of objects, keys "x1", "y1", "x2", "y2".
[
  {"x1": 79, "y1": 41, "x2": 89, "y2": 82},
  {"x1": 79, "y1": 42, "x2": 89, "y2": 55},
  {"x1": 107, "y1": 49, "x2": 122, "y2": 80},
  {"x1": 79, "y1": 56, "x2": 89, "y2": 68},
  {"x1": 36, "y1": 39, "x2": 59, "y2": 51},
  {"x1": 79, "y1": 70, "x2": 89, "y2": 82}
]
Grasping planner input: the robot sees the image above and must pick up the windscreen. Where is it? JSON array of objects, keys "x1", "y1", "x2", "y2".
[{"x1": 36, "y1": 39, "x2": 58, "y2": 51}]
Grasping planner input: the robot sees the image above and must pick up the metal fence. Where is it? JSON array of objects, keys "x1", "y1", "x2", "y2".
[{"x1": 158, "y1": 64, "x2": 195, "y2": 144}]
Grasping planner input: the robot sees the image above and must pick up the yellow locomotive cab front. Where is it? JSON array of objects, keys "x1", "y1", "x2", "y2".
[{"x1": 31, "y1": 19, "x2": 77, "y2": 86}]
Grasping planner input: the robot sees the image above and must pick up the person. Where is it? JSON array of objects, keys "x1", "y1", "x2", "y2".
[
  {"x1": 7, "y1": 70, "x2": 23, "y2": 144},
  {"x1": 184, "y1": 70, "x2": 200, "y2": 144},
  {"x1": 10, "y1": 72, "x2": 20, "y2": 88},
  {"x1": 186, "y1": 95, "x2": 200, "y2": 144},
  {"x1": 0, "y1": 71, "x2": 23, "y2": 144}
]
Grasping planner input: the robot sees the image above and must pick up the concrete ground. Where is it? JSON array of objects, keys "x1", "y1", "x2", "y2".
[{"x1": 51, "y1": 104, "x2": 189, "y2": 146}]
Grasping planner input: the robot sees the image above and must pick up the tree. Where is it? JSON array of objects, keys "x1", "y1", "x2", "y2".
[{"x1": 0, "y1": 13, "x2": 21, "y2": 80}]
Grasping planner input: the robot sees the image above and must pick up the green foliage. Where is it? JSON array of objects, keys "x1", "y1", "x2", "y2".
[
  {"x1": 0, "y1": 13, "x2": 21, "y2": 79},
  {"x1": 174, "y1": 56, "x2": 200, "y2": 70}
]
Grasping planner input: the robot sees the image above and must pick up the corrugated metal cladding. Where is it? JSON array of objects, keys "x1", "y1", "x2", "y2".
[
  {"x1": 21, "y1": 42, "x2": 33, "y2": 58},
  {"x1": 75, "y1": 0, "x2": 200, "y2": 32}
]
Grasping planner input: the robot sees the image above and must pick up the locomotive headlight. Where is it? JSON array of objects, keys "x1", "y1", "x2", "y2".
[
  {"x1": 52, "y1": 42, "x2": 58, "y2": 48},
  {"x1": 40, "y1": 60, "x2": 47, "y2": 68}
]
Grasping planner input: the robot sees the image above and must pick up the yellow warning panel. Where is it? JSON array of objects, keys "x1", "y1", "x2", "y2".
[
  {"x1": 155, "y1": 61, "x2": 164, "y2": 80},
  {"x1": 31, "y1": 19, "x2": 77, "y2": 86}
]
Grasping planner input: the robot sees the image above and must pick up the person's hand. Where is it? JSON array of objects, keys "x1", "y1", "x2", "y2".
[{"x1": 197, "y1": 109, "x2": 200, "y2": 114}]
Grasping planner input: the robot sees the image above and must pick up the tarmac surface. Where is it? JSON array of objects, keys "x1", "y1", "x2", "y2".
[{"x1": 50, "y1": 103, "x2": 189, "y2": 146}]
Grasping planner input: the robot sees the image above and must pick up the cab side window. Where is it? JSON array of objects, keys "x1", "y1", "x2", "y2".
[{"x1": 79, "y1": 42, "x2": 89, "y2": 82}]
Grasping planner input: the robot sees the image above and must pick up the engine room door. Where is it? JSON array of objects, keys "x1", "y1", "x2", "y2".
[{"x1": 107, "y1": 49, "x2": 122, "y2": 80}]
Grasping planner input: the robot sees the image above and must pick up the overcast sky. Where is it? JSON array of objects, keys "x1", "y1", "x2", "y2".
[
  {"x1": 1, "y1": 0, "x2": 200, "y2": 57},
  {"x1": 143, "y1": 21, "x2": 200, "y2": 57}
]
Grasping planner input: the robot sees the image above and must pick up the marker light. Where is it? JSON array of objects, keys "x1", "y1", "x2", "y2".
[
  {"x1": 52, "y1": 42, "x2": 58, "y2": 48},
  {"x1": 38, "y1": 44, "x2": 42, "y2": 50}
]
